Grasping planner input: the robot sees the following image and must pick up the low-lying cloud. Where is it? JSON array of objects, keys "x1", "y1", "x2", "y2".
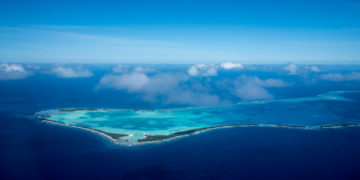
[
  {"x1": 188, "y1": 64, "x2": 217, "y2": 77},
  {"x1": 98, "y1": 68, "x2": 219, "y2": 106},
  {"x1": 309, "y1": 66, "x2": 321, "y2": 72},
  {"x1": 98, "y1": 65, "x2": 290, "y2": 105},
  {"x1": 112, "y1": 65, "x2": 156, "y2": 74},
  {"x1": 133, "y1": 66, "x2": 156, "y2": 74},
  {"x1": 112, "y1": 65, "x2": 128, "y2": 73},
  {"x1": 50, "y1": 66, "x2": 93, "y2": 78},
  {"x1": 220, "y1": 62, "x2": 244, "y2": 70},
  {"x1": 0, "y1": 63, "x2": 32, "y2": 80},
  {"x1": 320, "y1": 72, "x2": 360, "y2": 81},
  {"x1": 187, "y1": 62, "x2": 244, "y2": 76},
  {"x1": 284, "y1": 64, "x2": 299, "y2": 75},
  {"x1": 224, "y1": 75, "x2": 289, "y2": 100},
  {"x1": 285, "y1": 64, "x2": 321, "y2": 75},
  {"x1": 98, "y1": 72, "x2": 150, "y2": 92}
]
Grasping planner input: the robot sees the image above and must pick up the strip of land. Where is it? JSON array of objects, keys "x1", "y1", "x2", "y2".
[{"x1": 38, "y1": 116, "x2": 360, "y2": 145}]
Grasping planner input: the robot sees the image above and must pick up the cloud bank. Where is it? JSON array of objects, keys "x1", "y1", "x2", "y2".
[
  {"x1": 50, "y1": 66, "x2": 93, "y2": 78},
  {"x1": 98, "y1": 69, "x2": 220, "y2": 106},
  {"x1": 220, "y1": 62, "x2": 244, "y2": 70},
  {"x1": 98, "y1": 64, "x2": 291, "y2": 104},
  {"x1": 112, "y1": 65, "x2": 128, "y2": 73},
  {"x1": 188, "y1": 64, "x2": 217, "y2": 76},
  {"x1": 284, "y1": 64, "x2": 321, "y2": 75},
  {"x1": 309, "y1": 66, "x2": 321, "y2": 72},
  {"x1": 284, "y1": 64, "x2": 299, "y2": 74},
  {"x1": 98, "y1": 72, "x2": 150, "y2": 92},
  {"x1": 233, "y1": 75, "x2": 288, "y2": 100},
  {"x1": 0, "y1": 63, "x2": 31, "y2": 80},
  {"x1": 187, "y1": 62, "x2": 244, "y2": 77},
  {"x1": 320, "y1": 72, "x2": 360, "y2": 81},
  {"x1": 112, "y1": 65, "x2": 156, "y2": 74}
]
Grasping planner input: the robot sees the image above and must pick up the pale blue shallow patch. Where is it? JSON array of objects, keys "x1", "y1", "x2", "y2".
[{"x1": 36, "y1": 91, "x2": 360, "y2": 145}]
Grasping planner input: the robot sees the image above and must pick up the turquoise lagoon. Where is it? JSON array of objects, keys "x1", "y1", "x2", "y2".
[{"x1": 36, "y1": 91, "x2": 360, "y2": 145}]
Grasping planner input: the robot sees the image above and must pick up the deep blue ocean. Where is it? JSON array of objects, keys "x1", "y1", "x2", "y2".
[{"x1": 1, "y1": 64, "x2": 360, "y2": 179}]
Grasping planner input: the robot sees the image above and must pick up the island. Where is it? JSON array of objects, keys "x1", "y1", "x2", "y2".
[{"x1": 33, "y1": 91, "x2": 360, "y2": 145}]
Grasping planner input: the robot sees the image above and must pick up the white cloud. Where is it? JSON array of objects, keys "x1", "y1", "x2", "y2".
[
  {"x1": 97, "y1": 67, "x2": 220, "y2": 106},
  {"x1": 232, "y1": 75, "x2": 288, "y2": 100},
  {"x1": 112, "y1": 65, "x2": 128, "y2": 73},
  {"x1": 98, "y1": 72, "x2": 149, "y2": 92},
  {"x1": 304, "y1": 66, "x2": 321, "y2": 73},
  {"x1": 320, "y1": 72, "x2": 360, "y2": 81},
  {"x1": 284, "y1": 64, "x2": 298, "y2": 74},
  {"x1": 1, "y1": 64, "x2": 25, "y2": 72},
  {"x1": 145, "y1": 74, "x2": 219, "y2": 105},
  {"x1": 98, "y1": 66, "x2": 289, "y2": 105},
  {"x1": 188, "y1": 64, "x2": 217, "y2": 76},
  {"x1": 133, "y1": 66, "x2": 156, "y2": 74},
  {"x1": 25, "y1": 64, "x2": 41, "y2": 70},
  {"x1": 142, "y1": 73, "x2": 181, "y2": 94},
  {"x1": 309, "y1": 66, "x2": 321, "y2": 72},
  {"x1": 234, "y1": 83, "x2": 273, "y2": 100},
  {"x1": 112, "y1": 65, "x2": 156, "y2": 74},
  {"x1": 0, "y1": 63, "x2": 31, "y2": 80},
  {"x1": 50, "y1": 66, "x2": 93, "y2": 78},
  {"x1": 254, "y1": 78, "x2": 289, "y2": 87},
  {"x1": 220, "y1": 62, "x2": 244, "y2": 70},
  {"x1": 43, "y1": 30, "x2": 175, "y2": 46}
]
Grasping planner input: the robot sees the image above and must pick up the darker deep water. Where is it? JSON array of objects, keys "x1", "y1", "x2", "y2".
[
  {"x1": 1, "y1": 65, "x2": 360, "y2": 179},
  {"x1": 2, "y1": 111, "x2": 360, "y2": 179}
]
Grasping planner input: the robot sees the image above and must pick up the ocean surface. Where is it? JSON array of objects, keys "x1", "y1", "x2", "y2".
[{"x1": 1, "y1": 64, "x2": 360, "y2": 179}]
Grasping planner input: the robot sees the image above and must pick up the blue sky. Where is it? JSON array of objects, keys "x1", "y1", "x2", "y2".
[{"x1": 0, "y1": 0, "x2": 360, "y2": 64}]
